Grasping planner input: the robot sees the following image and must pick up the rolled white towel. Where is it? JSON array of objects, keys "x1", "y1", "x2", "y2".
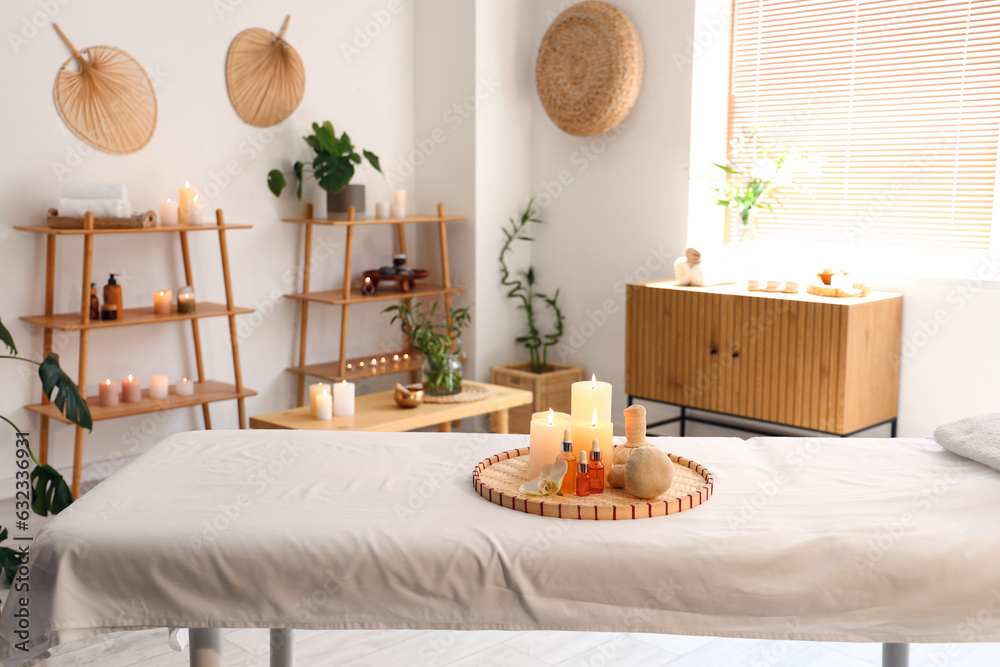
[
  {"x1": 933, "y1": 413, "x2": 1000, "y2": 472},
  {"x1": 673, "y1": 256, "x2": 690, "y2": 284},
  {"x1": 687, "y1": 261, "x2": 740, "y2": 287},
  {"x1": 61, "y1": 182, "x2": 128, "y2": 200},
  {"x1": 58, "y1": 198, "x2": 133, "y2": 218}
]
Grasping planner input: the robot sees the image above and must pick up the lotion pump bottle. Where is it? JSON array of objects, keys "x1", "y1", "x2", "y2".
[
  {"x1": 589, "y1": 439, "x2": 605, "y2": 494},
  {"x1": 576, "y1": 450, "x2": 591, "y2": 497},
  {"x1": 103, "y1": 274, "x2": 123, "y2": 313},
  {"x1": 558, "y1": 428, "x2": 576, "y2": 494},
  {"x1": 89, "y1": 283, "x2": 99, "y2": 321}
]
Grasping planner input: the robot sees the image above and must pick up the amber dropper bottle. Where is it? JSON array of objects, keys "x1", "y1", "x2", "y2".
[
  {"x1": 589, "y1": 438, "x2": 604, "y2": 494},
  {"x1": 576, "y1": 450, "x2": 591, "y2": 497},
  {"x1": 558, "y1": 428, "x2": 577, "y2": 495}
]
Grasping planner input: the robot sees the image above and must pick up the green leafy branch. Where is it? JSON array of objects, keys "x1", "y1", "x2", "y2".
[
  {"x1": 384, "y1": 299, "x2": 470, "y2": 394},
  {"x1": 499, "y1": 201, "x2": 564, "y2": 373},
  {"x1": 268, "y1": 121, "x2": 382, "y2": 199}
]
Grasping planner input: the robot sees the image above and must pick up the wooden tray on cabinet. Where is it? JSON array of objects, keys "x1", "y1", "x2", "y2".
[{"x1": 46, "y1": 208, "x2": 157, "y2": 229}]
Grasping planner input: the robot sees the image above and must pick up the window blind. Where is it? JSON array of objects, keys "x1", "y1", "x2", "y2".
[{"x1": 728, "y1": 0, "x2": 1000, "y2": 253}]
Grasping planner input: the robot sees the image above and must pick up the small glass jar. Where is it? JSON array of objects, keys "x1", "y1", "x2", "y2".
[
  {"x1": 177, "y1": 286, "x2": 196, "y2": 314},
  {"x1": 422, "y1": 351, "x2": 462, "y2": 396}
]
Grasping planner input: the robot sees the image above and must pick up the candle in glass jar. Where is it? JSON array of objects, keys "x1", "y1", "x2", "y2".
[
  {"x1": 528, "y1": 408, "x2": 573, "y2": 480},
  {"x1": 571, "y1": 374, "x2": 613, "y2": 422},
  {"x1": 315, "y1": 388, "x2": 333, "y2": 420},
  {"x1": 178, "y1": 181, "x2": 196, "y2": 225},
  {"x1": 149, "y1": 375, "x2": 169, "y2": 399},
  {"x1": 334, "y1": 380, "x2": 355, "y2": 416},
  {"x1": 98, "y1": 379, "x2": 119, "y2": 407},
  {"x1": 153, "y1": 290, "x2": 173, "y2": 315},
  {"x1": 122, "y1": 375, "x2": 142, "y2": 403},
  {"x1": 177, "y1": 288, "x2": 195, "y2": 314},
  {"x1": 159, "y1": 198, "x2": 178, "y2": 225},
  {"x1": 309, "y1": 382, "x2": 330, "y2": 418},
  {"x1": 176, "y1": 377, "x2": 195, "y2": 396},
  {"x1": 571, "y1": 409, "x2": 613, "y2": 483}
]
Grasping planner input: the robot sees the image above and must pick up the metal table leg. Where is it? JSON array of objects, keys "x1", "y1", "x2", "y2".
[
  {"x1": 882, "y1": 643, "x2": 908, "y2": 667},
  {"x1": 271, "y1": 628, "x2": 294, "y2": 667},
  {"x1": 189, "y1": 628, "x2": 223, "y2": 667}
]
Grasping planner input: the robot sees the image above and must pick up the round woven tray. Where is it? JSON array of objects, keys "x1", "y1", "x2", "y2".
[
  {"x1": 473, "y1": 448, "x2": 713, "y2": 520},
  {"x1": 536, "y1": 0, "x2": 643, "y2": 137},
  {"x1": 424, "y1": 381, "x2": 492, "y2": 404}
]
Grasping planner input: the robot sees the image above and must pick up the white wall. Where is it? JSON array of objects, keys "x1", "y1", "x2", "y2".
[{"x1": 0, "y1": 0, "x2": 416, "y2": 489}]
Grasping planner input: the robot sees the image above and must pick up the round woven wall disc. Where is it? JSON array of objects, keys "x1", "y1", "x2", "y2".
[
  {"x1": 52, "y1": 25, "x2": 157, "y2": 155},
  {"x1": 536, "y1": 1, "x2": 643, "y2": 137},
  {"x1": 226, "y1": 17, "x2": 305, "y2": 128}
]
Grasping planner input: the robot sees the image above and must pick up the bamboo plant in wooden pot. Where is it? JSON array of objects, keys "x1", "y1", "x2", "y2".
[
  {"x1": 267, "y1": 121, "x2": 382, "y2": 220},
  {"x1": 489, "y1": 202, "x2": 584, "y2": 434}
]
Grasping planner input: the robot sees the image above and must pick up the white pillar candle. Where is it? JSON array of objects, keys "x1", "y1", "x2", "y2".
[
  {"x1": 149, "y1": 375, "x2": 169, "y2": 399},
  {"x1": 334, "y1": 380, "x2": 355, "y2": 416},
  {"x1": 122, "y1": 375, "x2": 142, "y2": 403},
  {"x1": 392, "y1": 189, "x2": 406, "y2": 219},
  {"x1": 188, "y1": 195, "x2": 205, "y2": 225},
  {"x1": 153, "y1": 290, "x2": 173, "y2": 315},
  {"x1": 570, "y1": 409, "x2": 614, "y2": 484},
  {"x1": 374, "y1": 202, "x2": 391, "y2": 220},
  {"x1": 159, "y1": 198, "x2": 178, "y2": 225},
  {"x1": 178, "y1": 181, "x2": 196, "y2": 225},
  {"x1": 571, "y1": 374, "x2": 613, "y2": 422},
  {"x1": 176, "y1": 377, "x2": 195, "y2": 396},
  {"x1": 315, "y1": 388, "x2": 333, "y2": 420},
  {"x1": 98, "y1": 379, "x2": 119, "y2": 407},
  {"x1": 309, "y1": 382, "x2": 330, "y2": 418},
  {"x1": 527, "y1": 408, "x2": 573, "y2": 480}
]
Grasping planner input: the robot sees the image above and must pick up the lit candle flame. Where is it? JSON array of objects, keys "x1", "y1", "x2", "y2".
[
  {"x1": 185, "y1": 181, "x2": 190, "y2": 188},
  {"x1": 548, "y1": 407, "x2": 554, "y2": 426},
  {"x1": 403, "y1": 353, "x2": 409, "y2": 359},
  {"x1": 341, "y1": 380, "x2": 347, "y2": 385},
  {"x1": 321, "y1": 388, "x2": 329, "y2": 397},
  {"x1": 158, "y1": 291, "x2": 166, "y2": 296},
  {"x1": 181, "y1": 378, "x2": 188, "y2": 383},
  {"x1": 347, "y1": 363, "x2": 353, "y2": 370},
  {"x1": 166, "y1": 198, "x2": 172, "y2": 203},
  {"x1": 591, "y1": 408, "x2": 598, "y2": 428},
  {"x1": 359, "y1": 361, "x2": 365, "y2": 367},
  {"x1": 590, "y1": 373, "x2": 597, "y2": 389},
  {"x1": 380, "y1": 357, "x2": 386, "y2": 363},
  {"x1": 393, "y1": 354, "x2": 399, "y2": 361},
  {"x1": 105, "y1": 379, "x2": 111, "y2": 385},
  {"x1": 127, "y1": 374, "x2": 134, "y2": 381},
  {"x1": 372, "y1": 358, "x2": 377, "y2": 365},
  {"x1": 193, "y1": 195, "x2": 199, "y2": 202}
]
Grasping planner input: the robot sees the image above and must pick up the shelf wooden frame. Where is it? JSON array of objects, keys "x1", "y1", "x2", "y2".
[
  {"x1": 286, "y1": 350, "x2": 424, "y2": 384},
  {"x1": 19, "y1": 210, "x2": 255, "y2": 497},
  {"x1": 286, "y1": 203, "x2": 464, "y2": 405}
]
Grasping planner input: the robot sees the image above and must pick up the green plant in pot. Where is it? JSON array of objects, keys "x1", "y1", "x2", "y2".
[
  {"x1": 267, "y1": 121, "x2": 382, "y2": 220},
  {"x1": 0, "y1": 315, "x2": 91, "y2": 586},
  {"x1": 384, "y1": 299, "x2": 471, "y2": 396},
  {"x1": 499, "y1": 201, "x2": 565, "y2": 373}
]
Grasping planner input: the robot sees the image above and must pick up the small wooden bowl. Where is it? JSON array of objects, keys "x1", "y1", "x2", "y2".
[{"x1": 394, "y1": 383, "x2": 424, "y2": 408}]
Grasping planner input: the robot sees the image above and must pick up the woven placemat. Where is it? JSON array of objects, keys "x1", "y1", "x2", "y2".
[
  {"x1": 424, "y1": 381, "x2": 492, "y2": 404},
  {"x1": 536, "y1": 1, "x2": 643, "y2": 137},
  {"x1": 473, "y1": 448, "x2": 713, "y2": 520}
]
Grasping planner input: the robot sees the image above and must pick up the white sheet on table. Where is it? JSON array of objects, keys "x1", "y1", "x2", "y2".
[{"x1": 2, "y1": 430, "x2": 999, "y2": 662}]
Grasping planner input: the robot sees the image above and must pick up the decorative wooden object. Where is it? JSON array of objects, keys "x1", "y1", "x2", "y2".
[
  {"x1": 806, "y1": 282, "x2": 872, "y2": 298},
  {"x1": 283, "y1": 203, "x2": 465, "y2": 404},
  {"x1": 47, "y1": 208, "x2": 156, "y2": 230},
  {"x1": 423, "y1": 382, "x2": 491, "y2": 404},
  {"x1": 536, "y1": 1, "x2": 643, "y2": 137},
  {"x1": 17, "y1": 210, "x2": 256, "y2": 497},
  {"x1": 489, "y1": 361, "x2": 586, "y2": 434},
  {"x1": 251, "y1": 381, "x2": 530, "y2": 434},
  {"x1": 362, "y1": 269, "x2": 430, "y2": 294},
  {"x1": 226, "y1": 15, "x2": 305, "y2": 127},
  {"x1": 52, "y1": 24, "x2": 157, "y2": 154},
  {"x1": 473, "y1": 448, "x2": 713, "y2": 520},
  {"x1": 625, "y1": 281, "x2": 903, "y2": 436}
]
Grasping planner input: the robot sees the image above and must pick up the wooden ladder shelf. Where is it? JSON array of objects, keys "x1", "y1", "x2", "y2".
[
  {"x1": 16, "y1": 210, "x2": 257, "y2": 496},
  {"x1": 283, "y1": 202, "x2": 465, "y2": 405}
]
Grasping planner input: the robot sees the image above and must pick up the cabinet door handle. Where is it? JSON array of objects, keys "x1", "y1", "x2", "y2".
[{"x1": 731, "y1": 351, "x2": 740, "y2": 358}]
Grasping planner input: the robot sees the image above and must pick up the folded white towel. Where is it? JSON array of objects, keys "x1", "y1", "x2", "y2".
[
  {"x1": 933, "y1": 413, "x2": 1000, "y2": 472},
  {"x1": 58, "y1": 198, "x2": 133, "y2": 218},
  {"x1": 61, "y1": 182, "x2": 128, "y2": 200}
]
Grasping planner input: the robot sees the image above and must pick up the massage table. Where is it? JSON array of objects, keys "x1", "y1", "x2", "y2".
[{"x1": 3, "y1": 430, "x2": 999, "y2": 667}]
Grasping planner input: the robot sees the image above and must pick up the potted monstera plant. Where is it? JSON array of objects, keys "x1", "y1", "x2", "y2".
[
  {"x1": 489, "y1": 202, "x2": 584, "y2": 434},
  {"x1": 268, "y1": 121, "x2": 382, "y2": 220}
]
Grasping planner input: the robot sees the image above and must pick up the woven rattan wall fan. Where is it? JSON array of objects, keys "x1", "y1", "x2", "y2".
[
  {"x1": 226, "y1": 15, "x2": 305, "y2": 127},
  {"x1": 52, "y1": 24, "x2": 157, "y2": 154},
  {"x1": 536, "y1": 1, "x2": 643, "y2": 137}
]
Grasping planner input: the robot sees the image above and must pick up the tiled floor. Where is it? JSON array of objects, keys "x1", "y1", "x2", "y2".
[{"x1": 3, "y1": 482, "x2": 1000, "y2": 665}]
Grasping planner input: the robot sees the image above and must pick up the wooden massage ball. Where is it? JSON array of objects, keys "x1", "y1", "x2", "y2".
[
  {"x1": 624, "y1": 446, "x2": 674, "y2": 499},
  {"x1": 609, "y1": 405, "x2": 651, "y2": 488}
]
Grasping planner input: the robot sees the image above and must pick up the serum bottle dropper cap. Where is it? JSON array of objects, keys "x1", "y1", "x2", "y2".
[
  {"x1": 578, "y1": 450, "x2": 589, "y2": 474},
  {"x1": 591, "y1": 438, "x2": 601, "y2": 461},
  {"x1": 562, "y1": 429, "x2": 573, "y2": 452}
]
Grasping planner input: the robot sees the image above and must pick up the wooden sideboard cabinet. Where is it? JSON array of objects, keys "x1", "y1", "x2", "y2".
[{"x1": 625, "y1": 281, "x2": 903, "y2": 436}]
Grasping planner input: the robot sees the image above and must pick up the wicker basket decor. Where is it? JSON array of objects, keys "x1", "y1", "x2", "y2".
[
  {"x1": 536, "y1": 1, "x2": 643, "y2": 137},
  {"x1": 473, "y1": 448, "x2": 713, "y2": 520},
  {"x1": 490, "y1": 362, "x2": 585, "y2": 434}
]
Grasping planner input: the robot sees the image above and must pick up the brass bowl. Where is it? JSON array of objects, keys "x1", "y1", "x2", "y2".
[{"x1": 394, "y1": 383, "x2": 424, "y2": 408}]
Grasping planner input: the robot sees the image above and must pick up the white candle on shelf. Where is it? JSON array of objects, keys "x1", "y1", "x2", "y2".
[
  {"x1": 392, "y1": 189, "x2": 406, "y2": 219},
  {"x1": 153, "y1": 290, "x2": 173, "y2": 315},
  {"x1": 571, "y1": 374, "x2": 613, "y2": 422},
  {"x1": 122, "y1": 375, "x2": 142, "y2": 403},
  {"x1": 315, "y1": 388, "x2": 333, "y2": 420},
  {"x1": 159, "y1": 198, "x2": 178, "y2": 226},
  {"x1": 375, "y1": 202, "x2": 391, "y2": 220},
  {"x1": 149, "y1": 375, "x2": 169, "y2": 399},
  {"x1": 309, "y1": 382, "x2": 330, "y2": 418},
  {"x1": 334, "y1": 380, "x2": 355, "y2": 416},
  {"x1": 178, "y1": 181, "x2": 196, "y2": 225},
  {"x1": 98, "y1": 379, "x2": 119, "y2": 407},
  {"x1": 188, "y1": 195, "x2": 205, "y2": 225},
  {"x1": 176, "y1": 377, "x2": 195, "y2": 396}
]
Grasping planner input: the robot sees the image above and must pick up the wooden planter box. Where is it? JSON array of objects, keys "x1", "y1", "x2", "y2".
[{"x1": 489, "y1": 362, "x2": 586, "y2": 434}]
